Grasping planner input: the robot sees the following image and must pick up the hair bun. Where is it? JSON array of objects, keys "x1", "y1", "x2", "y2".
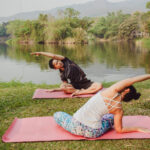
[{"x1": 134, "y1": 93, "x2": 141, "y2": 100}]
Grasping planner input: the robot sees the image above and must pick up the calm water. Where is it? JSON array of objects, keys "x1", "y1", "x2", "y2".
[{"x1": 0, "y1": 41, "x2": 150, "y2": 84}]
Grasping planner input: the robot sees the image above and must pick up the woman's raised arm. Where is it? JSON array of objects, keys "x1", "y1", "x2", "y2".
[
  {"x1": 110, "y1": 74, "x2": 150, "y2": 92},
  {"x1": 31, "y1": 52, "x2": 65, "y2": 60}
]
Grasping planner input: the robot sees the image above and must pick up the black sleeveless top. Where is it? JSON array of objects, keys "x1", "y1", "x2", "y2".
[{"x1": 59, "y1": 57, "x2": 93, "y2": 89}]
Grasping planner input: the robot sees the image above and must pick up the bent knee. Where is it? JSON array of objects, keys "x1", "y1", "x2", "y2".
[
  {"x1": 64, "y1": 87, "x2": 75, "y2": 94},
  {"x1": 54, "y1": 111, "x2": 70, "y2": 124},
  {"x1": 64, "y1": 89, "x2": 72, "y2": 94},
  {"x1": 93, "y1": 82, "x2": 103, "y2": 91},
  {"x1": 53, "y1": 111, "x2": 63, "y2": 121}
]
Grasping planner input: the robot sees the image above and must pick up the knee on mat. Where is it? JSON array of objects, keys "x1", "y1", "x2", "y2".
[
  {"x1": 53, "y1": 111, "x2": 63, "y2": 122},
  {"x1": 64, "y1": 88, "x2": 74, "y2": 94},
  {"x1": 54, "y1": 111, "x2": 71, "y2": 122},
  {"x1": 54, "y1": 112, "x2": 73, "y2": 130},
  {"x1": 64, "y1": 89, "x2": 71, "y2": 94}
]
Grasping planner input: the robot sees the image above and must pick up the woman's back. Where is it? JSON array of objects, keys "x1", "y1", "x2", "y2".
[{"x1": 73, "y1": 91, "x2": 108, "y2": 129}]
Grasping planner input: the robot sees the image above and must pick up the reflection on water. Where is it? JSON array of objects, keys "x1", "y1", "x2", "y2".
[{"x1": 0, "y1": 41, "x2": 150, "y2": 84}]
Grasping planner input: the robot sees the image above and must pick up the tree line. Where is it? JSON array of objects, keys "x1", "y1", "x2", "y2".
[
  {"x1": 90, "y1": 1, "x2": 150, "y2": 41},
  {"x1": 0, "y1": 2, "x2": 150, "y2": 44},
  {"x1": 2, "y1": 8, "x2": 93, "y2": 44}
]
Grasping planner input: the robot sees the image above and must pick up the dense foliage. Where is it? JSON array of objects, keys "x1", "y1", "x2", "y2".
[
  {"x1": 5, "y1": 8, "x2": 93, "y2": 44},
  {"x1": 90, "y1": 10, "x2": 150, "y2": 40},
  {"x1": 1, "y1": 1, "x2": 150, "y2": 43},
  {"x1": 90, "y1": 11, "x2": 130, "y2": 39}
]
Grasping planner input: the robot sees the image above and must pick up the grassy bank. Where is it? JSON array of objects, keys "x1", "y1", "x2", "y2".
[
  {"x1": 0, "y1": 80, "x2": 150, "y2": 150},
  {"x1": 136, "y1": 38, "x2": 150, "y2": 49},
  {"x1": 142, "y1": 38, "x2": 150, "y2": 49}
]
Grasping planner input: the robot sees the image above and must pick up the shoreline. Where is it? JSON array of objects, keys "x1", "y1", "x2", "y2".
[{"x1": 1, "y1": 35, "x2": 149, "y2": 45}]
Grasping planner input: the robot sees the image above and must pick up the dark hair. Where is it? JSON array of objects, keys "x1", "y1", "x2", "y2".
[
  {"x1": 122, "y1": 85, "x2": 141, "y2": 102},
  {"x1": 49, "y1": 59, "x2": 54, "y2": 69}
]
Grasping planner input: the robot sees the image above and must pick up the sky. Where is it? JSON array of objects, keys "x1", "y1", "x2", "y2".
[{"x1": 0, "y1": 0, "x2": 126, "y2": 17}]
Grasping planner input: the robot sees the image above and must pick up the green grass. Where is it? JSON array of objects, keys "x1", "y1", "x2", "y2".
[{"x1": 0, "y1": 80, "x2": 150, "y2": 150}]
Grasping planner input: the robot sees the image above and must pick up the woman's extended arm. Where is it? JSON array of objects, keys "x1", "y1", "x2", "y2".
[
  {"x1": 110, "y1": 74, "x2": 150, "y2": 92},
  {"x1": 114, "y1": 109, "x2": 150, "y2": 133},
  {"x1": 31, "y1": 52, "x2": 65, "y2": 60}
]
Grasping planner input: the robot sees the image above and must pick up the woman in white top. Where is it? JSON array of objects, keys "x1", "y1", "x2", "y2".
[{"x1": 54, "y1": 74, "x2": 150, "y2": 138}]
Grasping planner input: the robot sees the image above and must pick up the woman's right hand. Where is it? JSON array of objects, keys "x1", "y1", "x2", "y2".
[{"x1": 30, "y1": 52, "x2": 41, "y2": 56}]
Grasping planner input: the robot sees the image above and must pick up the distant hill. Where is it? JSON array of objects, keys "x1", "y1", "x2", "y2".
[{"x1": 0, "y1": 0, "x2": 149, "y2": 23}]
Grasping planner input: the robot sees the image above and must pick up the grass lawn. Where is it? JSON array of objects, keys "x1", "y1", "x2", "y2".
[
  {"x1": 137, "y1": 38, "x2": 150, "y2": 49},
  {"x1": 0, "y1": 80, "x2": 150, "y2": 150}
]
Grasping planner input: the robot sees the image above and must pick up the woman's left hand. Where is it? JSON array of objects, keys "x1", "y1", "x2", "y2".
[
  {"x1": 138, "y1": 128, "x2": 150, "y2": 133},
  {"x1": 71, "y1": 90, "x2": 80, "y2": 97},
  {"x1": 45, "y1": 89, "x2": 54, "y2": 92}
]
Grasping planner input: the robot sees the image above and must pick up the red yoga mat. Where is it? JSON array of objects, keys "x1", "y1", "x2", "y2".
[
  {"x1": 32, "y1": 89, "x2": 95, "y2": 99},
  {"x1": 2, "y1": 116, "x2": 150, "y2": 143}
]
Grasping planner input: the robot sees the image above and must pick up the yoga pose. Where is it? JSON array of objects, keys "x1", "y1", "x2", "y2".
[
  {"x1": 31, "y1": 52, "x2": 102, "y2": 96},
  {"x1": 54, "y1": 74, "x2": 150, "y2": 138}
]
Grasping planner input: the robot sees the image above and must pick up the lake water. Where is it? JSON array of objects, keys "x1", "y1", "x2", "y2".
[{"x1": 0, "y1": 41, "x2": 150, "y2": 84}]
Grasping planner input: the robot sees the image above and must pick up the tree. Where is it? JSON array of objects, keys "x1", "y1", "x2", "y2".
[
  {"x1": 64, "y1": 8, "x2": 80, "y2": 18},
  {"x1": 118, "y1": 15, "x2": 139, "y2": 40},
  {"x1": 73, "y1": 28, "x2": 87, "y2": 43},
  {"x1": 38, "y1": 14, "x2": 48, "y2": 23},
  {"x1": 146, "y1": 1, "x2": 150, "y2": 9},
  {"x1": 0, "y1": 23, "x2": 8, "y2": 37},
  {"x1": 79, "y1": 17, "x2": 93, "y2": 32},
  {"x1": 31, "y1": 21, "x2": 46, "y2": 43},
  {"x1": 90, "y1": 11, "x2": 129, "y2": 39},
  {"x1": 48, "y1": 19, "x2": 72, "y2": 41},
  {"x1": 89, "y1": 17, "x2": 106, "y2": 38}
]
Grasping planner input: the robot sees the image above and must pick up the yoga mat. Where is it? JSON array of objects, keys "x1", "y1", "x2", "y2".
[
  {"x1": 32, "y1": 89, "x2": 96, "y2": 99},
  {"x1": 2, "y1": 116, "x2": 150, "y2": 143}
]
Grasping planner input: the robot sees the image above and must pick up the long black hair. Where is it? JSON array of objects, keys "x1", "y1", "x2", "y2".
[
  {"x1": 122, "y1": 85, "x2": 141, "y2": 102},
  {"x1": 49, "y1": 59, "x2": 54, "y2": 69}
]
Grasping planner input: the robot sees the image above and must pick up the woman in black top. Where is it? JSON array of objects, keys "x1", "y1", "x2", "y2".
[{"x1": 31, "y1": 52, "x2": 102, "y2": 96}]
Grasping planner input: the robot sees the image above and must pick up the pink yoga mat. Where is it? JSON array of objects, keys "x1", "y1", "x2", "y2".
[
  {"x1": 2, "y1": 116, "x2": 150, "y2": 143},
  {"x1": 32, "y1": 89, "x2": 95, "y2": 99}
]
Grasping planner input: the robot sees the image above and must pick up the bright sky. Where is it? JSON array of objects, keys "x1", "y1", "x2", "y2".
[{"x1": 0, "y1": 0, "x2": 126, "y2": 17}]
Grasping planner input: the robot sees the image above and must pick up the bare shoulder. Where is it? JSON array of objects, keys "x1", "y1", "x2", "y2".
[{"x1": 101, "y1": 87, "x2": 117, "y2": 97}]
